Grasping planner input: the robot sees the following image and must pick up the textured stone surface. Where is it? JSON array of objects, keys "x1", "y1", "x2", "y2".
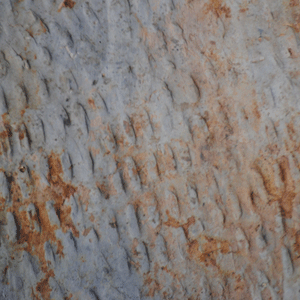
[{"x1": 0, "y1": 0, "x2": 300, "y2": 299}]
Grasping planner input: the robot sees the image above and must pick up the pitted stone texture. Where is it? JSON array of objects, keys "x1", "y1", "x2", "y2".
[{"x1": 0, "y1": 0, "x2": 300, "y2": 299}]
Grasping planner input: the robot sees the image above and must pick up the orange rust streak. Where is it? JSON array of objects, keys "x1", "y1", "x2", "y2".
[
  {"x1": 187, "y1": 236, "x2": 230, "y2": 268},
  {"x1": 6, "y1": 152, "x2": 78, "y2": 299},
  {"x1": 164, "y1": 210, "x2": 195, "y2": 238},
  {"x1": 204, "y1": 0, "x2": 231, "y2": 18},
  {"x1": 36, "y1": 269, "x2": 55, "y2": 299},
  {"x1": 58, "y1": 0, "x2": 76, "y2": 12},
  {"x1": 88, "y1": 98, "x2": 96, "y2": 110}
]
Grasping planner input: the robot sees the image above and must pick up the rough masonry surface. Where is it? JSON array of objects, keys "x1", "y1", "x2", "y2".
[{"x1": 0, "y1": 0, "x2": 300, "y2": 299}]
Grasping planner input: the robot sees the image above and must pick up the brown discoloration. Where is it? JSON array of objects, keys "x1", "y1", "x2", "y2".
[
  {"x1": 26, "y1": 29, "x2": 34, "y2": 38},
  {"x1": 287, "y1": 121, "x2": 296, "y2": 142},
  {"x1": 5, "y1": 152, "x2": 78, "y2": 299},
  {"x1": 187, "y1": 235, "x2": 230, "y2": 267},
  {"x1": 18, "y1": 131, "x2": 25, "y2": 140},
  {"x1": 47, "y1": 153, "x2": 64, "y2": 184},
  {"x1": 253, "y1": 157, "x2": 283, "y2": 201},
  {"x1": 0, "y1": 197, "x2": 5, "y2": 211},
  {"x1": 88, "y1": 98, "x2": 96, "y2": 110},
  {"x1": 8, "y1": 174, "x2": 23, "y2": 203},
  {"x1": 56, "y1": 240, "x2": 64, "y2": 258},
  {"x1": 3, "y1": 265, "x2": 8, "y2": 276},
  {"x1": 294, "y1": 229, "x2": 300, "y2": 255},
  {"x1": 261, "y1": 287, "x2": 273, "y2": 300},
  {"x1": 77, "y1": 185, "x2": 90, "y2": 213},
  {"x1": 131, "y1": 238, "x2": 139, "y2": 256},
  {"x1": 26, "y1": 20, "x2": 48, "y2": 37},
  {"x1": 290, "y1": 0, "x2": 299, "y2": 6},
  {"x1": 123, "y1": 121, "x2": 131, "y2": 135},
  {"x1": 143, "y1": 274, "x2": 162, "y2": 297},
  {"x1": 0, "y1": 130, "x2": 8, "y2": 139},
  {"x1": 46, "y1": 153, "x2": 79, "y2": 236},
  {"x1": 36, "y1": 269, "x2": 55, "y2": 299},
  {"x1": 65, "y1": 294, "x2": 73, "y2": 300},
  {"x1": 233, "y1": 274, "x2": 248, "y2": 298},
  {"x1": 58, "y1": 0, "x2": 76, "y2": 12},
  {"x1": 96, "y1": 181, "x2": 111, "y2": 199},
  {"x1": 204, "y1": 0, "x2": 231, "y2": 18},
  {"x1": 59, "y1": 205, "x2": 79, "y2": 238},
  {"x1": 40, "y1": 20, "x2": 47, "y2": 34},
  {"x1": 253, "y1": 155, "x2": 296, "y2": 218},
  {"x1": 164, "y1": 211, "x2": 195, "y2": 238},
  {"x1": 63, "y1": 0, "x2": 76, "y2": 8},
  {"x1": 89, "y1": 214, "x2": 95, "y2": 222},
  {"x1": 239, "y1": 8, "x2": 249, "y2": 13},
  {"x1": 82, "y1": 227, "x2": 92, "y2": 236},
  {"x1": 7, "y1": 200, "x2": 57, "y2": 299},
  {"x1": 278, "y1": 156, "x2": 296, "y2": 218},
  {"x1": 252, "y1": 99, "x2": 261, "y2": 120},
  {"x1": 90, "y1": 146, "x2": 100, "y2": 157}
]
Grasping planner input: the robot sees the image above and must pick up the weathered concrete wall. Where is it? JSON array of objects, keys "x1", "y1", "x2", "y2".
[{"x1": 0, "y1": 0, "x2": 300, "y2": 299}]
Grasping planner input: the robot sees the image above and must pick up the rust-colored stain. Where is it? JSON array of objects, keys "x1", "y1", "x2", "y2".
[
  {"x1": 82, "y1": 227, "x2": 92, "y2": 236},
  {"x1": 96, "y1": 181, "x2": 111, "y2": 199},
  {"x1": 5, "y1": 152, "x2": 78, "y2": 299},
  {"x1": 65, "y1": 294, "x2": 73, "y2": 300},
  {"x1": 25, "y1": 20, "x2": 47, "y2": 37},
  {"x1": 8, "y1": 199, "x2": 57, "y2": 299},
  {"x1": 3, "y1": 265, "x2": 8, "y2": 276},
  {"x1": 253, "y1": 157, "x2": 283, "y2": 200},
  {"x1": 0, "y1": 130, "x2": 9, "y2": 139},
  {"x1": 0, "y1": 116, "x2": 13, "y2": 151},
  {"x1": 253, "y1": 155, "x2": 295, "y2": 218},
  {"x1": 278, "y1": 156, "x2": 296, "y2": 218},
  {"x1": 88, "y1": 98, "x2": 96, "y2": 110},
  {"x1": 164, "y1": 210, "x2": 195, "y2": 238},
  {"x1": 26, "y1": 29, "x2": 34, "y2": 38},
  {"x1": 252, "y1": 100, "x2": 261, "y2": 120},
  {"x1": 143, "y1": 274, "x2": 162, "y2": 297},
  {"x1": 58, "y1": 0, "x2": 76, "y2": 12},
  {"x1": 63, "y1": 0, "x2": 76, "y2": 8},
  {"x1": 18, "y1": 131, "x2": 25, "y2": 140},
  {"x1": 35, "y1": 269, "x2": 55, "y2": 299},
  {"x1": 204, "y1": 0, "x2": 231, "y2": 18},
  {"x1": 77, "y1": 185, "x2": 91, "y2": 212},
  {"x1": 40, "y1": 20, "x2": 47, "y2": 34},
  {"x1": 47, "y1": 153, "x2": 64, "y2": 184},
  {"x1": 187, "y1": 235, "x2": 230, "y2": 267},
  {"x1": 89, "y1": 214, "x2": 95, "y2": 222},
  {"x1": 163, "y1": 210, "x2": 231, "y2": 268},
  {"x1": 233, "y1": 274, "x2": 248, "y2": 298},
  {"x1": 2, "y1": 265, "x2": 9, "y2": 285},
  {"x1": 294, "y1": 230, "x2": 300, "y2": 254},
  {"x1": 287, "y1": 121, "x2": 296, "y2": 141},
  {"x1": 290, "y1": 0, "x2": 299, "y2": 6},
  {"x1": 239, "y1": 8, "x2": 249, "y2": 13},
  {"x1": 123, "y1": 120, "x2": 133, "y2": 136},
  {"x1": 56, "y1": 240, "x2": 64, "y2": 258},
  {"x1": 47, "y1": 153, "x2": 79, "y2": 236}
]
